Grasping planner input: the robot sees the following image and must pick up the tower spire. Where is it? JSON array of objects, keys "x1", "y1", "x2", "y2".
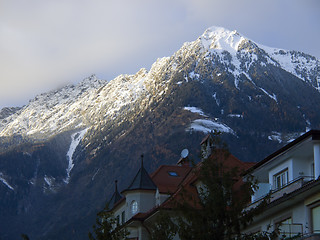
[{"x1": 141, "y1": 154, "x2": 144, "y2": 168}]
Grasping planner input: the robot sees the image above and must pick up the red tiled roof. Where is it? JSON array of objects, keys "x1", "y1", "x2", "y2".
[
  {"x1": 150, "y1": 164, "x2": 192, "y2": 194},
  {"x1": 160, "y1": 149, "x2": 255, "y2": 209}
]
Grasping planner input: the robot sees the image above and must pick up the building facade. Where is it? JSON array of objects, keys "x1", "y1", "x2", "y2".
[
  {"x1": 106, "y1": 134, "x2": 253, "y2": 240},
  {"x1": 244, "y1": 130, "x2": 320, "y2": 239},
  {"x1": 106, "y1": 130, "x2": 320, "y2": 239}
]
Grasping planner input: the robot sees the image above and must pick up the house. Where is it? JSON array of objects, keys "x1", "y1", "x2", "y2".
[
  {"x1": 107, "y1": 154, "x2": 192, "y2": 240},
  {"x1": 106, "y1": 134, "x2": 254, "y2": 240},
  {"x1": 243, "y1": 130, "x2": 320, "y2": 239}
]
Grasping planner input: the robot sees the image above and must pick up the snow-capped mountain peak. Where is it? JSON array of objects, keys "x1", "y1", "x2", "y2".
[
  {"x1": 0, "y1": 26, "x2": 319, "y2": 141},
  {"x1": 193, "y1": 26, "x2": 319, "y2": 90},
  {"x1": 200, "y1": 26, "x2": 247, "y2": 53}
]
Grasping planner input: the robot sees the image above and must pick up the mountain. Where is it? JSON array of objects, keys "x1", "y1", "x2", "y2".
[{"x1": 0, "y1": 26, "x2": 319, "y2": 239}]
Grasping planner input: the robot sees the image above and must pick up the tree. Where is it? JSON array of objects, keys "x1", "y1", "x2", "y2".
[
  {"x1": 88, "y1": 204, "x2": 128, "y2": 240},
  {"x1": 149, "y1": 211, "x2": 177, "y2": 240},
  {"x1": 21, "y1": 234, "x2": 30, "y2": 240}
]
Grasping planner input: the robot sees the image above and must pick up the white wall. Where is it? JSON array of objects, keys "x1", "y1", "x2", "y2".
[
  {"x1": 156, "y1": 189, "x2": 170, "y2": 206},
  {"x1": 113, "y1": 202, "x2": 126, "y2": 224},
  {"x1": 292, "y1": 156, "x2": 314, "y2": 179},
  {"x1": 125, "y1": 190, "x2": 156, "y2": 220},
  {"x1": 251, "y1": 183, "x2": 271, "y2": 202}
]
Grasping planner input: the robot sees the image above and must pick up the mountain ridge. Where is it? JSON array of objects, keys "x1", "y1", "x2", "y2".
[{"x1": 0, "y1": 26, "x2": 320, "y2": 240}]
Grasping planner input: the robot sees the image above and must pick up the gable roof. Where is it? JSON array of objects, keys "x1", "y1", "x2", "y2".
[{"x1": 122, "y1": 156, "x2": 157, "y2": 193}]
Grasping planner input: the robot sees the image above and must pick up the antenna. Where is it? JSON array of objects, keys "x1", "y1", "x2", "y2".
[{"x1": 181, "y1": 149, "x2": 189, "y2": 159}]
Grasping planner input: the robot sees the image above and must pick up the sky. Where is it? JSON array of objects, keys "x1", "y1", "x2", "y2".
[{"x1": 1, "y1": 0, "x2": 319, "y2": 109}]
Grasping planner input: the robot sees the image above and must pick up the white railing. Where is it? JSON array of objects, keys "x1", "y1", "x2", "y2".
[
  {"x1": 249, "y1": 176, "x2": 315, "y2": 208},
  {"x1": 278, "y1": 223, "x2": 303, "y2": 239}
]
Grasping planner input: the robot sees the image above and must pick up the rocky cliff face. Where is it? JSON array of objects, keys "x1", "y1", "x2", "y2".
[{"x1": 0, "y1": 26, "x2": 319, "y2": 239}]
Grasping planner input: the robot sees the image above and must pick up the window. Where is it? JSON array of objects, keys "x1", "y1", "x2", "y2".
[
  {"x1": 311, "y1": 205, "x2": 320, "y2": 234},
  {"x1": 168, "y1": 171, "x2": 178, "y2": 177},
  {"x1": 121, "y1": 211, "x2": 125, "y2": 224},
  {"x1": 131, "y1": 200, "x2": 138, "y2": 214},
  {"x1": 116, "y1": 215, "x2": 120, "y2": 226},
  {"x1": 273, "y1": 169, "x2": 288, "y2": 190}
]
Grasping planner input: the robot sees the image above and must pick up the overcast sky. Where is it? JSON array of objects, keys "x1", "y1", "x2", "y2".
[{"x1": 1, "y1": 0, "x2": 319, "y2": 109}]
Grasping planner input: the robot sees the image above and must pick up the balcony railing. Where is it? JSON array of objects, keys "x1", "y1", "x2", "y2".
[
  {"x1": 278, "y1": 223, "x2": 303, "y2": 239},
  {"x1": 249, "y1": 176, "x2": 314, "y2": 208}
]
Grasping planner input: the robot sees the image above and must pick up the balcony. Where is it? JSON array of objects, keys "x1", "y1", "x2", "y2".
[{"x1": 249, "y1": 176, "x2": 314, "y2": 208}]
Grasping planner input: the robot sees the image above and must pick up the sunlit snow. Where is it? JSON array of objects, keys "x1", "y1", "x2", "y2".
[
  {"x1": 200, "y1": 26, "x2": 246, "y2": 54},
  {"x1": 187, "y1": 119, "x2": 234, "y2": 134},
  {"x1": 197, "y1": 26, "x2": 319, "y2": 93},
  {"x1": 183, "y1": 107, "x2": 208, "y2": 117}
]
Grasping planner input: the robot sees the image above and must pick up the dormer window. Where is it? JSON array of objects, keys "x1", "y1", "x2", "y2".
[
  {"x1": 273, "y1": 169, "x2": 288, "y2": 190},
  {"x1": 131, "y1": 200, "x2": 138, "y2": 214}
]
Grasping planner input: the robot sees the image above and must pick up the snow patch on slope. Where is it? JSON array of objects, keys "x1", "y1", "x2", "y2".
[
  {"x1": 259, "y1": 87, "x2": 277, "y2": 102},
  {"x1": 268, "y1": 131, "x2": 306, "y2": 144},
  {"x1": 261, "y1": 46, "x2": 319, "y2": 86},
  {"x1": 64, "y1": 128, "x2": 88, "y2": 184},
  {"x1": 187, "y1": 119, "x2": 234, "y2": 134},
  {"x1": 0, "y1": 172, "x2": 14, "y2": 191},
  {"x1": 183, "y1": 107, "x2": 208, "y2": 117},
  {"x1": 183, "y1": 106, "x2": 234, "y2": 134},
  {"x1": 268, "y1": 132, "x2": 282, "y2": 143}
]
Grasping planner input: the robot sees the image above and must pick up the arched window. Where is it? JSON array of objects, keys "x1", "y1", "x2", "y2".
[{"x1": 131, "y1": 200, "x2": 138, "y2": 214}]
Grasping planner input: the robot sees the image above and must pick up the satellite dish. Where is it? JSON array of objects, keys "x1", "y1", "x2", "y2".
[{"x1": 181, "y1": 149, "x2": 189, "y2": 158}]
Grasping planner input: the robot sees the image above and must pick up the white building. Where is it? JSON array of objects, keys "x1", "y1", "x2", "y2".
[{"x1": 244, "y1": 130, "x2": 320, "y2": 239}]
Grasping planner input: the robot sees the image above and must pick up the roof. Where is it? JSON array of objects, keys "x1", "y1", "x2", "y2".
[
  {"x1": 150, "y1": 165, "x2": 192, "y2": 194},
  {"x1": 122, "y1": 156, "x2": 157, "y2": 193},
  {"x1": 107, "y1": 181, "x2": 123, "y2": 210},
  {"x1": 118, "y1": 149, "x2": 254, "y2": 225},
  {"x1": 156, "y1": 149, "x2": 254, "y2": 210},
  {"x1": 244, "y1": 130, "x2": 320, "y2": 175},
  {"x1": 206, "y1": 149, "x2": 256, "y2": 173}
]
